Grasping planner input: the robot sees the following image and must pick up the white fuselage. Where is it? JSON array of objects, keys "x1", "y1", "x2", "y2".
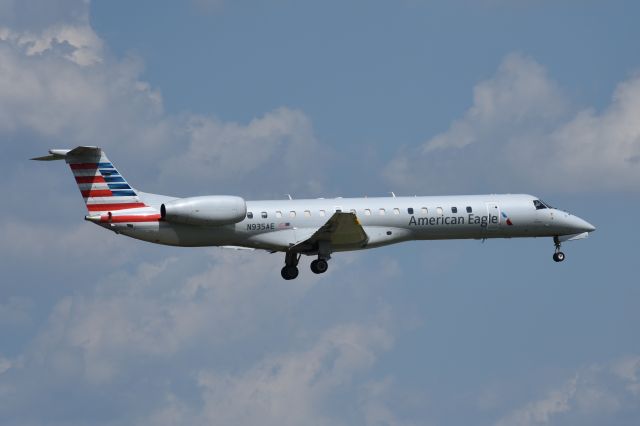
[
  {"x1": 33, "y1": 146, "x2": 596, "y2": 279},
  {"x1": 105, "y1": 194, "x2": 595, "y2": 253}
]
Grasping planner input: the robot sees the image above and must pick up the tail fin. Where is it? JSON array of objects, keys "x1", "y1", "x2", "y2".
[{"x1": 32, "y1": 146, "x2": 149, "y2": 214}]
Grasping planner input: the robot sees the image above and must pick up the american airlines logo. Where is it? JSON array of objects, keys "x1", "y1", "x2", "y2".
[{"x1": 501, "y1": 211, "x2": 514, "y2": 226}]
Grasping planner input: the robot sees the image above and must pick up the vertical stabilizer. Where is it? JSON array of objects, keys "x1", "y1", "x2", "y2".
[{"x1": 33, "y1": 146, "x2": 149, "y2": 214}]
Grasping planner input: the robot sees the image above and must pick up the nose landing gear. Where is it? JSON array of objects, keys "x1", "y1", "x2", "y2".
[{"x1": 552, "y1": 236, "x2": 565, "y2": 262}]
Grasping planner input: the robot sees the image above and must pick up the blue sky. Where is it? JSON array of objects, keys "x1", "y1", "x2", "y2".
[{"x1": 1, "y1": 1, "x2": 639, "y2": 425}]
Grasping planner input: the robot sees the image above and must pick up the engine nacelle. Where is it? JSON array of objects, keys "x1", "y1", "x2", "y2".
[{"x1": 161, "y1": 195, "x2": 247, "y2": 226}]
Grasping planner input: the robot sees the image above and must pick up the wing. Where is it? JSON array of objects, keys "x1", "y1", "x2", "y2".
[{"x1": 292, "y1": 212, "x2": 368, "y2": 253}]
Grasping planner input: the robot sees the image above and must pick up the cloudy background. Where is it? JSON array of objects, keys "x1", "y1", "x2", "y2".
[{"x1": 1, "y1": 0, "x2": 639, "y2": 424}]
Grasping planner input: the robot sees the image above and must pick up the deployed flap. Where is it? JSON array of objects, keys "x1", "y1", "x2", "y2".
[{"x1": 292, "y1": 212, "x2": 368, "y2": 252}]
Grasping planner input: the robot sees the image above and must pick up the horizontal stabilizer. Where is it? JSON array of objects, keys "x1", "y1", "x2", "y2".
[
  {"x1": 31, "y1": 147, "x2": 102, "y2": 161},
  {"x1": 31, "y1": 149, "x2": 71, "y2": 161}
]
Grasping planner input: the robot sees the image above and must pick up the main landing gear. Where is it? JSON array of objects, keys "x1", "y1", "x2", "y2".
[
  {"x1": 281, "y1": 251, "x2": 300, "y2": 280},
  {"x1": 281, "y1": 251, "x2": 331, "y2": 280},
  {"x1": 552, "y1": 236, "x2": 565, "y2": 262},
  {"x1": 310, "y1": 258, "x2": 329, "y2": 274},
  {"x1": 311, "y1": 241, "x2": 331, "y2": 275}
]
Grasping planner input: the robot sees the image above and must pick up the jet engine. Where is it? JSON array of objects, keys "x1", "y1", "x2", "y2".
[{"x1": 160, "y1": 195, "x2": 247, "y2": 226}]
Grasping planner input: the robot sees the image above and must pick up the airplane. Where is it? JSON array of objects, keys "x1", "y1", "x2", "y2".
[{"x1": 33, "y1": 146, "x2": 596, "y2": 280}]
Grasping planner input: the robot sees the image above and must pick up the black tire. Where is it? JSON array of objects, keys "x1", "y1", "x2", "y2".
[
  {"x1": 281, "y1": 265, "x2": 299, "y2": 280},
  {"x1": 553, "y1": 252, "x2": 565, "y2": 262},
  {"x1": 311, "y1": 259, "x2": 329, "y2": 274}
]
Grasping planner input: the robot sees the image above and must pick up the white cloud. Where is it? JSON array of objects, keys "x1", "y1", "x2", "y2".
[
  {"x1": 18, "y1": 249, "x2": 347, "y2": 385},
  {"x1": 495, "y1": 359, "x2": 640, "y2": 426},
  {"x1": 359, "y1": 377, "x2": 420, "y2": 426},
  {"x1": 0, "y1": 14, "x2": 325, "y2": 197},
  {"x1": 0, "y1": 24, "x2": 103, "y2": 65},
  {"x1": 161, "y1": 108, "x2": 324, "y2": 195},
  {"x1": 545, "y1": 77, "x2": 640, "y2": 189},
  {"x1": 0, "y1": 247, "x2": 404, "y2": 424},
  {"x1": 495, "y1": 376, "x2": 577, "y2": 426},
  {"x1": 385, "y1": 53, "x2": 640, "y2": 194},
  {"x1": 424, "y1": 53, "x2": 567, "y2": 153},
  {"x1": 612, "y1": 356, "x2": 640, "y2": 396},
  {"x1": 0, "y1": 220, "x2": 137, "y2": 269},
  {"x1": 0, "y1": 38, "x2": 163, "y2": 144},
  {"x1": 193, "y1": 323, "x2": 393, "y2": 426}
]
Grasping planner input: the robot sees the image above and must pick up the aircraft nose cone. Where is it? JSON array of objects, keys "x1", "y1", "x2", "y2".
[{"x1": 573, "y1": 216, "x2": 596, "y2": 233}]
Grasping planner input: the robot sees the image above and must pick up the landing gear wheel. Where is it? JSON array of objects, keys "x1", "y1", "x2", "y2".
[
  {"x1": 552, "y1": 236, "x2": 566, "y2": 263},
  {"x1": 310, "y1": 259, "x2": 329, "y2": 274},
  {"x1": 281, "y1": 251, "x2": 301, "y2": 280},
  {"x1": 281, "y1": 265, "x2": 299, "y2": 280}
]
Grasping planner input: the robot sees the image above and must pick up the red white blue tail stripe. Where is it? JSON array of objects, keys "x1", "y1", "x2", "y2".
[
  {"x1": 32, "y1": 147, "x2": 157, "y2": 223},
  {"x1": 35, "y1": 147, "x2": 162, "y2": 224},
  {"x1": 68, "y1": 160, "x2": 147, "y2": 213}
]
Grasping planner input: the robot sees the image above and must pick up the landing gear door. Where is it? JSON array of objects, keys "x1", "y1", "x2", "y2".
[{"x1": 485, "y1": 202, "x2": 500, "y2": 230}]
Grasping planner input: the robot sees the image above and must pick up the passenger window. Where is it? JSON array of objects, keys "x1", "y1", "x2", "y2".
[
  {"x1": 379, "y1": 208, "x2": 386, "y2": 215},
  {"x1": 364, "y1": 209, "x2": 371, "y2": 216},
  {"x1": 421, "y1": 207, "x2": 428, "y2": 215},
  {"x1": 319, "y1": 210, "x2": 326, "y2": 217},
  {"x1": 451, "y1": 207, "x2": 458, "y2": 213},
  {"x1": 247, "y1": 212, "x2": 253, "y2": 219},
  {"x1": 276, "y1": 211, "x2": 282, "y2": 218},
  {"x1": 289, "y1": 211, "x2": 296, "y2": 218},
  {"x1": 466, "y1": 206, "x2": 472, "y2": 213},
  {"x1": 304, "y1": 210, "x2": 311, "y2": 217},
  {"x1": 407, "y1": 208, "x2": 414, "y2": 214},
  {"x1": 393, "y1": 208, "x2": 400, "y2": 215},
  {"x1": 436, "y1": 207, "x2": 443, "y2": 216},
  {"x1": 261, "y1": 212, "x2": 268, "y2": 219}
]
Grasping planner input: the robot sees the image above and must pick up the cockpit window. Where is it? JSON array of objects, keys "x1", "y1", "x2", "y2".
[{"x1": 533, "y1": 200, "x2": 551, "y2": 210}]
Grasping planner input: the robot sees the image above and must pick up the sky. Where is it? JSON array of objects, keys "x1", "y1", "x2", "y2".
[{"x1": 1, "y1": 0, "x2": 639, "y2": 425}]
